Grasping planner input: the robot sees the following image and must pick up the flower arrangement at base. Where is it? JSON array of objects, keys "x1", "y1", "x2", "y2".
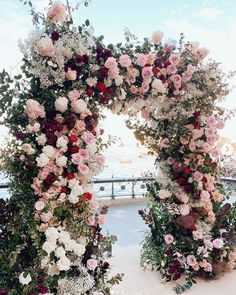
[{"x1": 0, "y1": 1, "x2": 235, "y2": 294}]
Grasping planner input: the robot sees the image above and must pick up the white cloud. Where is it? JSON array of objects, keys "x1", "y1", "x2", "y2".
[{"x1": 198, "y1": 6, "x2": 221, "y2": 21}]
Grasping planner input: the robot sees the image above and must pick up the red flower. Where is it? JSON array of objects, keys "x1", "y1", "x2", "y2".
[
  {"x1": 67, "y1": 172, "x2": 75, "y2": 180},
  {"x1": 87, "y1": 87, "x2": 94, "y2": 96},
  {"x1": 96, "y1": 82, "x2": 106, "y2": 92},
  {"x1": 183, "y1": 167, "x2": 191, "y2": 175},
  {"x1": 191, "y1": 225, "x2": 197, "y2": 231},
  {"x1": 40, "y1": 287, "x2": 48, "y2": 294},
  {"x1": 152, "y1": 67, "x2": 159, "y2": 75},
  {"x1": 82, "y1": 54, "x2": 89, "y2": 63},
  {"x1": 76, "y1": 55, "x2": 83, "y2": 63},
  {"x1": 193, "y1": 122, "x2": 200, "y2": 129},
  {"x1": 51, "y1": 31, "x2": 60, "y2": 41},
  {"x1": 14, "y1": 131, "x2": 24, "y2": 140},
  {"x1": 44, "y1": 173, "x2": 56, "y2": 187},
  {"x1": 177, "y1": 177, "x2": 186, "y2": 185},
  {"x1": 61, "y1": 187, "x2": 67, "y2": 193},
  {"x1": 86, "y1": 124, "x2": 94, "y2": 132},
  {"x1": 92, "y1": 113, "x2": 99, "y2": 120},
  {"x1": 69, "y1": 135, "x2": 78, "y2": 143},
  {"x1": 201, "y1": 177, "x2": 207, "y2": 183},
  {"x1": 69, "y1": 145, "x2": 79, "y2": 154},
  {"x1": 194, "y1": 111, "x2": 201, "y2": 117},
  {"x1": 183, "y1": 185, "x2": 192, "y2": 192},
  {"x1": 84, "y1": 192, "x2": 92, "y2": 200}
]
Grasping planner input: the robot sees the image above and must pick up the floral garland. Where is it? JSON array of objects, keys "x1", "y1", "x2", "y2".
[{"x1": 0, "y1": 1, "x2": 235, "y2": 295}]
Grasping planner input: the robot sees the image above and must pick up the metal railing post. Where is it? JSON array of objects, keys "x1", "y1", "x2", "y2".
[
  {"x1": 111, "y1": 175, "x2": 115, "y2": 200},
  {"x1": 131, "y1": 175, "x2": 135, "y2": 198}
]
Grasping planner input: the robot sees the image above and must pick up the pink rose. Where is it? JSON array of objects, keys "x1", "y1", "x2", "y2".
[
  {"x1": 164, "y1": 234, "x2": 174, "y2": 245},
  {"x1": 36, "y1": 36, "x2": 55, "y2": 57},
  {"x1": 119, "y1": 54, "x2": 132, "y2": 67},
  {"x1": 68, "y1": 89, "x2": 81, "y2": 101},
  {"x1": 216, "y1": 120, "x2": 225, "y2": 129},
  {"x1": 71, "y1": 99, "x2": 87, "y2": 114},
  {"x1": 179, "y1": 204, "x2": 190, "y2": 216},
  {"x1": 210, "y1": 148, "x2": 220, "y2": 159},
  {"x1": 176, "y1": 192, "x2": 189, "y2": 204},
  {"x1": 160, "y1": 138, "x2": 169, "y2": 149},
  {"x1": 213, "y1": 238, "x2": 224, "y2": 249},
  {"x1": 95, "y1": 155, "x2": 105, "y2": 166},
  {"x1": 47, "y1": 2, "x2": 67, "y2": 23},
  {"x1": 142, "y1": 67, "x2": 153, "y2": 80},
  {"x1": 98, "y1": 214, "x2": 106, "y2": 225},
  {"x1": 151, "y1": 31, "x2": 164, "y2": 44},
  {"x1": 87, "y1": 259, "x2": 98, "y2": 270},
  {"x1": 167, "y1": 157, "x2": 175, "y2": 165},
  {"x1": 89, "y1": 200, "x2": 99, "y2": 211},
  {"x1": 140, "y1": 81, "x2": 149, "y2": 94},
  {"x1": 204, "y1": 239, "x2": 213, "y2": 248},
  {"x1": 72, "y1": 153, "x2": 81, "y2": 165},
  {"x1": 136, "y1": 54, "x2": 147, "y2": 67},
  {"x1": 169, "y1": 54, "x2": 180, "y2": 65},
  {"x1": 166, "y1": 64, "x2": 177, "y2": 75},
  {"x1": 108, "y1": 67, "x2": 119, "y2": 79},
  {"x1": 189, "y1": 143, "x2": 196, "y2": 152},
  {"x1": 186, "y1": 255, "x2": 197, "y2": 267},
  {"x1": 79, "y1": 164, "x2": 89, "y2": 175},
  {"x1": 202, "y1": 142, "x2": 211, "y2": 152},
  {"x1": 25, "y1": 99, "x2": 45, "y2": 120},
  {"x1": 87, "y1": 216, "x2": 95, "y2": 226},
  {"x1": 200, "y1": 190, "x2": 210, "y2": 202},
  {"x1": 66, "y1": 68, "x2": 77, "y2": 80},
  {"x1": 79, "y1": 149, "x2": 89, "y2": 160},
  {"x1": 195, "y1": 47, "x2": 209, "y2": 61},
  {"x1": 193, "y1": 171, "x2": 203, "y2": 181},
  {"x1": 141, "y1": 107, "x2": 151, "y2": 119},
  {"x1": 170, "y1": 74, "x2": 182, "y2": 85},
  {"x1": 193, "y1": 230, "x2": 203, "y2": 240},
  {"x1": 35, "y1": 200, "x2": 45, "y2": 211},
  {"x1": 104, "y1": 57, "x2": 117, "y2": 69},
  {"x1": 182, "y1": 71, "x2": 192, "y2": 82},
  {"x1": 83, "y1": 132, "x2": 95, "y2": 144}
]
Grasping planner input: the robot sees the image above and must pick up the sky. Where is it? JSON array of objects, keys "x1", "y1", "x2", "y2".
[{"x1": 0, "y1": 0, "x2": 236, "y2": 148}]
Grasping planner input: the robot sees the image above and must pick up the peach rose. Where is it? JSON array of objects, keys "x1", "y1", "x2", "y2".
[
  {"x1": 36, "y1": 36, "x2": 55, "y2": 57},
  {"x1": 47, "y1": 2, "x2": 67, "y2": 23},
  {"x1": 66, "y1": 68, "x2": 77, "y2": 80},
  {"x1": 151, "y1": 31, "x2": 164, "y2": 44}
]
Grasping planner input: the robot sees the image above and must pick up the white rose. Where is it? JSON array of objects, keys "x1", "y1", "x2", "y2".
[
  {"x1": 48, "y1": 263, "x2": 60, "y2": 276},
  {"x1": 87, "y1": 143, "x2": 97, "y2": 155},
  {"x1": 45, "y1": 227, "x2": 59, "y2": 241},
  {"x1": 71, "y1": 99, "x2": 87, "y2": 113},
  {"x1": 68, "y1": 193, "x2": 79, "y2": 204},
  {"x1": 152, "y1": 79, "x2": 167, "y2": 94},
  {"x1": 58, "y1": 230, "x2": 71, "y2": 244},
  {"x1": 42, "y1": 241, "x2": 57, "y2": 254},
  {"x1": 159, "y1": 189, "x2": 171, "y2": 199},
  {"x1": 55, "y1": 96, "x2": 68, "y2": 113},
  {"x1": 73, "y1": 243, "x2": 85, "y2": 256},
  {"x1": 55, "y1": 246, "x2": 66, "y2": 258},
  {"x1": 36, "y1": 134, "x2": 47, "y2": 146},
  {"x1": 57, "y1": 256, "x2": 71, "y2": 271},
  {"x1": 41, "y1": 211, "x2": 53, "y2": 222},
  {"x1": 56, "y1": 136, "x2": 68, "y2": 152},
  {"x1": 42, "y1": 145, "x2": 55, "y2": 158},
  {"x1": 152, "y1": 30, "x2": 164, "y2": 44},
  {"x1": 19, "y1": 272, "x2": 32, "y2": 285},
  {"x1": 40, "y1": 256, "x2": 50, "y2": 269},
  {"x1": 36, "y1": 153, "x2": 49, "y2": 167},
  {"x1": 22, "y1": 143, "x2": 35, "y2": 155},
  {"x1": 115, "y1": 75, "x2": 123, "y2": 86},
  {"x1": 56, "y1": 155, "x2": 67, "y2": 167},
  {"x1": 86, "y1": 77, "x2": 98, "y2": 87}
]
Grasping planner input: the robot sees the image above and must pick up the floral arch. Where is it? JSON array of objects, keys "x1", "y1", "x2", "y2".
[{"x1": 0, "y1": 1, "x2": 236, "y2": 295}]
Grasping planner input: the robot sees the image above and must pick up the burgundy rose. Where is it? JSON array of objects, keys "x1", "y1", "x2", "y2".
[
  {"x1": 173, "y1": 271, "x2": 181, "y2": 281},
  {"x1": 40, "y1": 287, "x2": 48, "y2": 294},
  {"x1": 177, "y1": 177, "x2": 186, "y2": 185},
  {"x1": 14, "y1": 131, "x2": 24, "y2": 140},
  {"x1": 82, "y1": 54, "x2": 89, "y2": 63},
  {"x1": 0, "y1": 291, "x2": 9, "y2": 295},
  {"x1": 51, "y1": 31, "x2": 60, "y2": 41},
  {"x1": 44, "y1": 173, "x2": 56, "y2": 187},
  {"x1": 86, "y1": 124, "x2": 94, "y2": 132},
  {"x1": 76, "y1": 55, "x2": 83, "y2": 64},
  {"x1": 87, "y1": 87, "x2": 94, "y2": 96},
  {"x1": 183, "y1": 167, "x2": 191, "y2": 175},
  {"x1": 69, "y1": 145, "x2": 79, "y2": 154}
]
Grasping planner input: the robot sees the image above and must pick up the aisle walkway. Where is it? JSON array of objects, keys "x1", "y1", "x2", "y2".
[{"x1": 103, "y1": 200, "x2": 236, "y2": 295}]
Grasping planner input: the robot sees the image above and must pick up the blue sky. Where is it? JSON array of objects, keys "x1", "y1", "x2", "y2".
[{"x1": 0, "y1": 0, "x2": 236, "y2": 145}]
